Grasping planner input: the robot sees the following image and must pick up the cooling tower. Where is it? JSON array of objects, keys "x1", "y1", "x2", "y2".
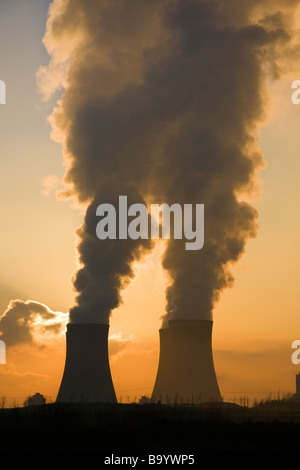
[
  {"x1": 151, "y1": 319, "x2": 222, "y2": 404},
  {"x1": 56, "y1": 323, "x2": 117, "y2": 403},
  {"x1": 151, "y1": 328, "x2": 171, "y2": 401},
  {"x1": 296, "y1": 373, "x2": 300, "y2": 399}
]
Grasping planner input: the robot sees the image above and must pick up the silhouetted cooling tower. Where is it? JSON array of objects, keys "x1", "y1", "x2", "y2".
[
  {"x1": 151, "y1": 319, "x2": 222, "y2": 404},
  {"x1": 56, "y1": 323, "x2": 117, "y2": 403},
  {"x1": 296, "y1": 373, "x2": 300, "y2": 399},
  {"x1": 151, "y1": 328, "x2": 171, "y2": 401}
]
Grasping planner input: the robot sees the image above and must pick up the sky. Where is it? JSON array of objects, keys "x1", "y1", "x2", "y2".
[{"x1": 0, "y1": 0, "x2": 299, "y2": 406}]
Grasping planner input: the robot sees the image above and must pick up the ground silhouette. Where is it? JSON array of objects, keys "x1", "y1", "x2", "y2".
[{"x1": 0, "y1": 399, "x2": 300, "y2": 450}]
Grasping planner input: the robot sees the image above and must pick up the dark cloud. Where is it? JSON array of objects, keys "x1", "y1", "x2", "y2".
[
  {"x1": 0, "y1": 300, "x2": 67, "y2": 347},
  {"x1": 39, "y1": 0, "x2": 299, "y2": 325}
]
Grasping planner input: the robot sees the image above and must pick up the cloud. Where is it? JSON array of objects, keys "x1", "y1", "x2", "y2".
[
  {"x1": 0, "y1": 300, "x2": 68, "y2": 347},
  {"x1": 108, "y1": 332, "x2": 133, "y2": 357}
]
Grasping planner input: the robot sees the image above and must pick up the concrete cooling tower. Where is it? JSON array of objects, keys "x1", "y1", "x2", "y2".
[
  {"x1": 151, "y1": 328, "x2": 171, "y2": 401},
  {"x1": 151, "y1": 319, "x2": 222, "y2": 404},
  {"x1": 56, "y1": 323, "x2": 117, "y2": 403}
]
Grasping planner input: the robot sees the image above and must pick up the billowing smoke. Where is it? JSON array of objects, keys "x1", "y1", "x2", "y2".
[
  {"x1": 38, "y1": 0, "x2": 300, "y2": 325},
  {"x1": 70, "y1": 193, "x2": 153, "y2": 323}
]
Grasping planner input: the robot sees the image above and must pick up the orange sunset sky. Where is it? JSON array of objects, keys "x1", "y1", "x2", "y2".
[{"x1": 0, "y1": 0, "x2": 300, "y2": 407}]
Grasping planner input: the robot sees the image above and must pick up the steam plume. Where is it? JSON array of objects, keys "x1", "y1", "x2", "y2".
[{"x1": 38, "y1": 0, "x2": 300, "y2": 325}]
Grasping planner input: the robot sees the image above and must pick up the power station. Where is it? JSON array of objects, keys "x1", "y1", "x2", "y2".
[
  {"x1": 152, "y1": 319, "x2": 222, "y2": 404},
  {"x1": 56, "y1": 318, "x2": 221, "y2": 405},
  {"x1": 56, "y1": 323, "x2": 117, "y2": 403}
]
